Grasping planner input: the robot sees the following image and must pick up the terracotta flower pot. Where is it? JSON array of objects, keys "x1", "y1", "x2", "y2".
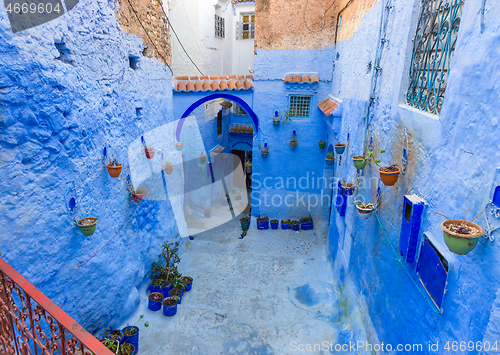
[
  {"x1": 356, "y1": 205, "x2": 374, "y2": 219},
  {"x1": 378, "y1": 166, "x2": 401, "y2": 186},
  {"x1": 77, "y1": 218, "x2": 98, "y2": 236},
  {"x1": 290, "y1": 140, "x2": 297, "y2": 148},
  {"x1": 163, "y1": 164, "x2": 173, "y2": 175},
  {"x1": 200, "y1": 155, "x2": 206, "y2": 163},
  {"x1": 261, "y1": 150, "x2": 268, "y2": 158},
  {"x1": 145, "y1": 148, "x2": 156, "y2": 159},
  {"x1": 175, "y1": 142, "x2": 184, "y2": 151},
  {"x1": 441, "y1": 219, "x2": 484, "y2": 255},
  {"x1": 131, "y1": 190, "x2": 146, "y2": 203},
  {"x1": 273, "y1": 119, "x2": 280, "y2": 126},
  {"x1": 106, "y1": 164, "x2": 123, "y2": 178}
]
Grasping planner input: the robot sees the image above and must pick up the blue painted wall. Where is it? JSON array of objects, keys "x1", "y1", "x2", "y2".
[
  {"x1": 327, "y1": 0, "x2": 500, "y2": 351},
  {"x1": 251, "y1": 48, "x2": 335, "y2": 222},
  {"x1": 0, "y1": 0, "x2": 177, "y2": 336}
]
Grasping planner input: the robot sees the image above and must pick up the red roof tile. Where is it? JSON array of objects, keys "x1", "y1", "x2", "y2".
[
  {"x1": 311, "y1": 74, "x2": 319, "y2": 84},
  {"x1": 174, "y1": 75, "x2": 254, "y2": 93},
  {"x1": 292, "y1": 74, "x2": 302, "y2": 83},
  {"x1": 203, "y1": 81, "x2": 211, "y2": 91},
  {"x1": 244, "y1": 79, "x2": 254, "y2": 90},
  {"x1": 318, "y1": 97, "x2": 339, "y2": 116},
  {"x1": 302, "y1": 75, "x2": 311, "y2": 83},
  {"x1": 194, "y1": 82, "x2": 203, "y2": 92},
  {"x1": 199, "y1": 75, "x2": 209, "y2": 80},
  {"x1": 237, "y1": 75, "x2": 245, "y2": 79},
  {"x1": 284, "y1": 75, "x2": 293, "y2": 83},
  {"x1": 209, "y1": 75, "x2": 219, "y2": 80},
  {"x1": 211, "y1": 81, "x2": 221, "y2": 91},
  {"x1": 175, "y1": 75, "x2": 189, "y2": 80},
  {"x1": 236, "y1": 80, "x2": 244, "y2": 90},
  {"x1": 219, "y1": 75, "x2": 228, "y2": 79},
  {"x1": 186, "y1": 82, "x2": 195, "y2": 92},
  {"x1": 284, "y1": 73, "x2": 320, "y2": 84},
  {"x1": 228, "y1": 80, "x2": 237, "y2": 90},
  {"x1": 220, "y1": 81, "x2": 229, "y2": 91},
  {"x1": 189, "y1": 76, "x2": 199, "y2": 80},
  {"x1": 177, "y1": 82, "x2": 187, "y2": 92},
  {"x1": 233, "y1": 0, "x2": 254, "y2": 3}
]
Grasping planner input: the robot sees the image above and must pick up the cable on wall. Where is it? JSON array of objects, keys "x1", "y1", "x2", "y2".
[
  {"x1": 334, "y1": 0, "x2": 355, "y2": 44},
  {"x1": 303, "y1": 0, "x2": 337, "y2": 33},
  {"x1": 155, "y1": 0, "x2": 205, "y2": 76},
  {"x1": 124, "y1": 0, "x2": 172, "y2": 72}
]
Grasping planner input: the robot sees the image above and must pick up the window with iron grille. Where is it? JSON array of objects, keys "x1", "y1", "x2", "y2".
[
  {"x1": 215, "y1": 14, "x2": 225, "y2": 38},
  {"x1": 236, "y1": 13, "x2": 255, "y2": 40},
  {"x1": 234, "y1": 104, "x2": 246, "y2": 115},
  {"x1": 217, "y1": 110, "x2": 222, "y2": 135},
  {"x1": 289, "y1": 95, "x2": 311, "y2": 118},
  {"x1": 405, "y1": 0, "x2": 464, "y2": 115}
]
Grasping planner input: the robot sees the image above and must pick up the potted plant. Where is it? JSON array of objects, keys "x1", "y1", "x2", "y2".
[
  {"x1": 162, "y1": 296, "x2": 180, "y2": 317},
  {"x1": 199, "y1": 152, "x2": 206, "y2": 163},
  {"x1": 163, "y1": 162, "x2": 173, "y2": 175},
  {"x1": 354, "y1": 201, "x2": 375, "y2": 219},
  {"x1": 291, "y1": 220, "x2": 300, "y2": 231},
  {"x1": 131, "y1": 188, "x2": 147, "y2": 203},
  {"x1": 101, "y1": 339, "x2": 119, "y2": 354},
  {"x1": 325, "y1": 152, "x2": 335, "y2": 166},
  {"x1": 106, "y1": 156, "x2": 123, "y2": 178},
  {"x1": 290, "y1": 131, "x2": 297, "y2": 148},
  {"x1": 180, "y1": 276, "x2": 193, "y2": 291},
  {"x1": 319, "y1": 141, "x2": 326, "y2": 149},
  {"x1": 168, "y1": 287, "x2": 184, "y2": 304},
  {"x1": 77, "y1": 217, "x2": 98, "y2": 237},
  {"x1": 335, "y1": 143, "x2": 346, "y2": 154},
  {"x1": 300, "y1": 216, "x2": 314, "y2": 230},
  {"x1": 367, "y1": 149, "x2": 401, "y2": 186},
  {"x1": 204, "y1": 209, "x2": 210, "y2": 218},
  {"x1": 352, "y1": 156, "x2": 367, "y2": 170},
  {"x1": 104, "y1": 327, "x2": 124, "y2": 343},
  {"x1": 341, "y1": 181, "x2": 356, "y2": 196},
  {"x1": 273, "y1": 110, "x2": 292, "y2": 126},
  {"x1": 256, "y1": 215, "x2": 269, "y2": 229},
  {"x1": 144, "y1": 145, "x2": 155, "y2": 159},
  {"x1": 240, "y1": 216, "x2": 250, "y2": 230},
  {"x1": 259, "y1": 143, "x2": 269, "y2": 158},
  {"x1": 149, "y1": 278, "x2": 163, "y2": 294},
  {"x1": 150, "y1": 240, "x2": 180, "y2": 294},
  {"x1": 148, "y1": 292, "x2": 163, "y2": 311},
  {"x1": 122, "y1": 315, "x2": 148, "y2": 350},
  {"x1": 436, "y1": 211, "x2": 485, "y2": 255},
  {"x1": 175, "y1": 141, "x2": 184, "y2": 151},
  {"x1": 270, "y1": 219, "x2": 279, "y2": 230},
  {"x1": 281, "y1": 219, "x2": 291, "y2": 229},
  {"x1": 118, "y1": 343, "x2": 135, "y2": 355},
  {"x1": 245, "y1": 161, "x2": 252, "y2": 173}
]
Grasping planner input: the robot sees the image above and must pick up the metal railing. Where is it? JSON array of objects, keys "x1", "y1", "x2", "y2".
[{"x1": 0, "y1": 257, "x2": 112, "y2": 355}]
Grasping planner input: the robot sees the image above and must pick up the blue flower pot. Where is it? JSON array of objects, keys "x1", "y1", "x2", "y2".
[
  {"x1": 122, "y1": 326, "x2": 139, "y2": 352},
  {"x1": 301, "y1": 222, "x2": 314, "y2": 230},
  {"x1": 325, "y1": 158, "x2": 334, "y2": 166},
  {"x1": 292, "y1": 223, "x2": 300, "y2": 231},
  {"x1": 168, "y1": 289, "x2": 184, "y2": 304},
  {"x1": 162, "y1": 298, "x2": 178, "y2": 317},
  {"x1": 181, "y1": 277, "x2": 193, "y2": 291},
  {"x1": 240, "y1": 219, "x2": 250, "y2": 230},
  {"x1": 270, "y1": 221, "x2": 279, "y2": 230},
  {"x1": 273, "y1": 119, "x2": 280, "y2": 126},
  {"x1": 189, "y1": 236, "x2": 194, "y2": 240},
  {"x1": 257, "y1": 220, "x2": 269, "y2": 229},
  {"x1": 148, "y1": 293, "x2": 163, "y2": 311},
  {"x1": 334, "y1": 144, "x2": 346, "y2": 154},
  {"x1": 281, "y1": 222, "x2": 291, "y2": 230},
  {"x1": 343, "y1": 186, "x2": 355, "y2": 196}
]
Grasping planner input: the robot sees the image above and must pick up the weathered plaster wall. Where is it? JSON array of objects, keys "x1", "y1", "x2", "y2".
[
  {"x1": 251, "y1": 48, "x2": 334, "y2": 223},
  {"x1": 118, "y1": 0, "x2": 172, "y2": 65},
  {"x1": 329, "y1": 0, "x2": 500, "y2": 349},
  {"x1": 255, "y1": 0, "x2": 378, "y2": 50},
  {"x1": 0, "y1": 0, "x2": 176, "y2": 336}
]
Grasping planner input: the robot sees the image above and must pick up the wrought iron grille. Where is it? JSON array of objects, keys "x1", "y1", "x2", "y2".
[
  {"x1": 236, "y1": 13, "x2": 255, "y2": 40},
  {"x1": 406, "y1": 0, "x2": 464, "y2": 115},
  {"x1": 289, "y1": 95, "x2": 311, "y2": 118},
  {"x1": 215, "y1": 14, "x2": 225, "y2": 38},
  {"x1": 0, "y1": 258, "x2": 111, "y2": 355}
]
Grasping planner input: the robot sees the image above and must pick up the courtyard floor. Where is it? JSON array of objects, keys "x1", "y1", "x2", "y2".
[{"x1": 121, "y1": 217, "x2": 369, "y2": 355}]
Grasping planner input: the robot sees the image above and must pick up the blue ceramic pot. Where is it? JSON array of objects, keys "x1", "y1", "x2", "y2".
[
  {"x1": 240, "y1": 219, "x2": 250, "y2": 230},
  {"x1": 257, "y1": 220, "x2": 269, "y2": 229},
  {"x1": 162, "y1": 298, "x2": 178, "y2": 316},
  {"x1": 281, "y1": 222, "x2": 291, "y2": 230},
  {"x1": 334, "y1": 144, "x2": 346, "y2": 154},
  {"x1": 122, "y1": 326, "x2": 139, "y2": 353},
  {"x1": 181, "y1": 277, "x2": 193, "y2": 291},
  {"x1": 301, "y1": 222, "x2": 314, "y2": 230},
  {"x1": 148, "y1": 292, "x2": 163, "y2": 311},
  {"x1": 168, "y1": 289, "x2": 184, "y2": 304},
  {"x1": 270, "y1": 221, "x2": 279, "y2": 230},
  {"x1": 292, "y1": 223, "x2": 300, "y2": 231}
]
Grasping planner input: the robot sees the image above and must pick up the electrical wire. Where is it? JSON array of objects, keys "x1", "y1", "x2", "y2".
[
  {"x1": 303, "y1": 0, "x2": 336, "y2": 33},
  {"x1": 124, "y1": 0, "x2": 172, "y2": 72},
  {"x1": 334, "y1": 0, "x2": 355, "y2": 44},
  {"x1": 155, "y1": 0, "x2": 205, "y2": 76}
]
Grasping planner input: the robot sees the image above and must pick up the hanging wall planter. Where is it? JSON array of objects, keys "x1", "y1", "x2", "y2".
[
  {"x1": 273, "y1": 111, "x2": 280, "y2": 126},
  {"x1": 163, "y1": 162, "x2": 173, "y2": 175},
  {"x1": 106, "y1": 156, "x2": 123, "y2": 178},
  {"x1": 131, "y1": 189, "x2": 147, "y2": 203},
  {"x1": 355, "y1": 201, "x2": 375, "y2": 219},
  {"x1": 144, "y1": 146, "x2": 156, "y2": 159},
  {"x1": 319, "y1": 141, "x2": 326, "y2": 149},
  {"x1": 259, "y1": 143, "x2": 269, "y2": 158},
  {"x1": 335, "y1": 143, "x2": 346, "y2": 154},
  {"x1": 326, "y1": 152, "x2": 335, "y2": 166},
  {"x1": 440, "y1": 219, "x2": 485, "y2": 255},
  {"x1": 341, "y1": 181, "x2": 356, "y2": 196},
  {"x1": 352, "y1": 156, "x2": 367, "y2": 170},
  {"x1": 175, "y1": 142, "x2": 184, "y2": 151},
  {"x1": 199, "y1": 153, "x2": 206, "y2": 164},
  {"x1": 77, "y1": 218, "x2": 98, "y2": 237},
  {"x1": 290, "y1": 131, "x2": 297, "y2": 148},
  {"x1": 378, "y1": 165, "x2": 401, "y2": 186}
]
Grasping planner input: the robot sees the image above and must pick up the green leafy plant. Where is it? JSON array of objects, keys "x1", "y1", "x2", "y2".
[
  {"x1": 151, "y1": 239, "x2": 181, "y2": 282},
  {"x1": 281, "y1": 219, "x2": 291, "y2": 224},
  {"x1": 109, "y1": 155, "x2": 120, "y2": 166},
  {"x1": 163, "y1": 161, "x2": 172, "y2": 168},
  {"x1": 326, "y1": 151, "x2": 334, "y2": 159},
  {"x1": 367, "y1": 149, "x2": 385, "y2": 166},
  {"x1": 353, "y1": 200, "x2": 374, "y2": 209},
  {"x1": 145, "y1": 145, "x2": 155, "y2": 151},
  {"x1": 258, "y1": 143, "x2": 269, "y2": 152},
  {"x1": 278, "y1": 110, "x2": 293, "y2": 125},
  {"x1": 103, "y1": 339, "x2": 118, "y2": 353}
]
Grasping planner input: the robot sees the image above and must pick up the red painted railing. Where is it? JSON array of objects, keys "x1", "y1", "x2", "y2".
[{"x1": 0, "y1": 258, "x2": 113, "y2": 355}]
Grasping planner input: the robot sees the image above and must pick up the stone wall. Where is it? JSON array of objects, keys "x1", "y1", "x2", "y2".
[{"x1": 0, "y1": 0, "x2": 175, "y2": 335}]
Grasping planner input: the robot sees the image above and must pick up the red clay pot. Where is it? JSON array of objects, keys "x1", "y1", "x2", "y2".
[
  {"x1": 131, "y1": 190, "x2": 146, "y2": 203},
  {"x1": 145, "y1": 148, "x2": 156, "y2": 159},
  {"x1": 378, "y1": 166, "x2": 401, "y2": 186},
  {"x1": 106, "y1": 164, "x2": 123, "y2": 178}
]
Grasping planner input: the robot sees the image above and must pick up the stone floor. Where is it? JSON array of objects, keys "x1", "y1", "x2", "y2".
[{"x1": 121, "y1": 217, "x2": 370, "y2": 355}]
